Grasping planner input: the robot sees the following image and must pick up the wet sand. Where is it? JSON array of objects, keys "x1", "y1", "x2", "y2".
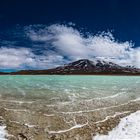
[{"x1": 0, "y1": 98, "x2": 140, "y2": 140}]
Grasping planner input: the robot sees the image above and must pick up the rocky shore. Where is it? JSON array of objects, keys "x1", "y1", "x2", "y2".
[{"x1": 0, "y1": 98, "x2": 139, "y2": 140}]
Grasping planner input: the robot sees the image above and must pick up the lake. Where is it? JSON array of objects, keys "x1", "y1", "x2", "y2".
[
  {"x1": 0, "y1": 75, "x2": 140, "y2": 102},
  {"x1": 0, "y1": 75, "x2": 140, "y2": 140}
]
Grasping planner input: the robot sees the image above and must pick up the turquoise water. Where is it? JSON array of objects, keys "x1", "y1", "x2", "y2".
[{"x1": 0, "y1": 75, "x2": 140, "y2": 103}]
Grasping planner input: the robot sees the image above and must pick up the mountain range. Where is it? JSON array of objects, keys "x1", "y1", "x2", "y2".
[{"x1": 8, "y1": 59, "x2": 140, "y2": 75}]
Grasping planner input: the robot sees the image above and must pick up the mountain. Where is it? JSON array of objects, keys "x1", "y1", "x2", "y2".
[
  {"x1": 0, "y1": 72, "x2": 8, "y2": 75},
  {"x1": 10, "y1": 59, "x2": 140, "y2": 75}
]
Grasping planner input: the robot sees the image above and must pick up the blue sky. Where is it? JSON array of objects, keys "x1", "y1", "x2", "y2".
[{"x1": 0, "y1": 0, "x2": 140, "y2": 71}]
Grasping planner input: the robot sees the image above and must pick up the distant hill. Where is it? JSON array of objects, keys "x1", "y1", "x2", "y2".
[
  {"x1": 10, "y1": 59, "x2": 140, "y2": 75},
  {"x1": 0, "y1": 72, "x2": 8, "y2": 75}
]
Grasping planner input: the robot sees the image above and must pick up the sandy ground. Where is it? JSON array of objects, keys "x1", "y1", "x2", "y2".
[{"x1": 0, "y1": 98, "x2": 140, "y2": 140}]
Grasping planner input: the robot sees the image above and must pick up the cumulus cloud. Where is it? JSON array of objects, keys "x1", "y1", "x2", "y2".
[
  {"x1": 0, "y1": 47, "x2": 35, "y2": 69},
  {"x1": 0, "y1": 23, "x2": 140, "y2": 70},
  {"x1": 26, "y1": 24, "x2": 140, "y2": 68},
  {"x1": 0, "y1": 47, "x2": 66, "y2": 70}
]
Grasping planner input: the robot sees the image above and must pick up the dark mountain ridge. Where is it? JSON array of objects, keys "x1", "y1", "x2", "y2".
[{"x1": 10, "y1": 59, "x2": 140, "y2": 75}]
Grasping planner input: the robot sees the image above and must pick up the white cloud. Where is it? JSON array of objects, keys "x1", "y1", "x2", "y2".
[
  {"x1": 0, "y1": 24, "x2": 140, "y2": 70},
  {"x1": 0, "y1": 47, "x2": 67, "y2": 70},
  {"x1": 0, "y1": 47, "x2": 35, "y2": 69},
  {"x1": 26, "y1": 24, "x2": 140, "y2": 68},
  {"x1": 88, "y1": 32, "x2": 132, "y2": 58}
]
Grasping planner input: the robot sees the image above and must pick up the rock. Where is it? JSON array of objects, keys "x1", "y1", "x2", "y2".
[{"x1": 18, "y1": 133, "x2": 27, "y2": 140}]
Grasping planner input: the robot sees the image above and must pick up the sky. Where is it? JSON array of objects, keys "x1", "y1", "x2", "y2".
[{"x1": 0, "y1": 0, "x2": 140, "y2": 71}]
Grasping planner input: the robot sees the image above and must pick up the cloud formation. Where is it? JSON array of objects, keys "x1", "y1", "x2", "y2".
[
  {"x1": 0, "y1": 47, "x2": 35, "y2": 69},
  {"x1": 0, "y1": 24, "x2": 140, "y2": 70},
  {"x1": 0, "y1": 47, "x2": 66, "y2": 70}
]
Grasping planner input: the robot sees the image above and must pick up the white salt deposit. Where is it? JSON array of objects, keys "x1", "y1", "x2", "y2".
[
  {"x1": 93, "y1": 110, "x2": 140, "y2": 140},
  {"x1": 0, "y1": 126, "x2": 8, "y2": 140},
  {"x1": 49, "y1": 122, "x2": 88, "y2": 134}
]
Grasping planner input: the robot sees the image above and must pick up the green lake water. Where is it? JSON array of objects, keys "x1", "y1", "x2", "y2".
[{"x1": 0, "y1": 75, "x2": 139, "y2": 104}]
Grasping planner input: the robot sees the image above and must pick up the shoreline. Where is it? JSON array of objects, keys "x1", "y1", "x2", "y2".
[
  {"x1": 0, "y1": 98, "x2": 140, "y2": 140},
  {"x1": 0, "y1": 74, "x2": 140, "y2": 76}
]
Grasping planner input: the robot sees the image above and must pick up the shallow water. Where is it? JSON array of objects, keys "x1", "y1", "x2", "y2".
[
  {"x1": 0, "y1": 75, "x2": 140, "y2": 103},
  {"x1": 0, "y1": 75, "x2": 140, "y2": 139}
]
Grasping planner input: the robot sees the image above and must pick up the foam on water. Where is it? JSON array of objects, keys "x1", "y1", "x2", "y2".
[{"x1": 93, "y1": 110, "x2": 140, "y2": 140}]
